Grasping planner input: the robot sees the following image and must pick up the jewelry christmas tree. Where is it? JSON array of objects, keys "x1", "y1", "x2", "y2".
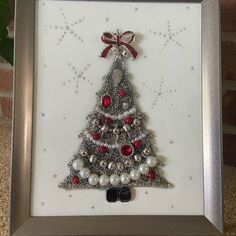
[{"x1": 59, "y1": 31, "x2": 172, "y2": 202}]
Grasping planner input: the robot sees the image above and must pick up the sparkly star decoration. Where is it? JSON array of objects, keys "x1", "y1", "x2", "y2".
[
  {"x1": 62, "y1": 63, "x2": 93, "y2": 94},
  {"x1": 143, "y1": 78, "x2": 176, "y2": 108},
  {"x1": 45, "y1": 8, "x2": 85, "y2": 45},
  {"x1": 150, "y1": 21, "x2": 186, "y2": 54}
]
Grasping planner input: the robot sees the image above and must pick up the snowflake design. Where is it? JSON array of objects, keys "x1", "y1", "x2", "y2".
[
  {"x1": 150, "y1": 21, "x2": 186, "y2": 54},
  {"x1": 62, "y1": 63, "x2": 93, "y2": 94},
  {"x1": 45, "y1": 8, "x2": 85, "y2": 45},
  {"x1": 143, "y1": 78, "x2": 176, "y2": 108}
]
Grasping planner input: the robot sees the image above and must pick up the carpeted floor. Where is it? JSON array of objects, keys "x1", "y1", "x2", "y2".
[{"x1": 0, "y1": 118, "x2": 235, "y2": 236}]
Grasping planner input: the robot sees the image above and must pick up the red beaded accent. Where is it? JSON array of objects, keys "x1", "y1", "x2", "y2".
[
  {"x1": 124, "y1": 116, "x2": 134, "y2": 125},
  {"x1": 133, "y1": 140, "x2": 142, "y2": 149},
  {"x1": 92, "y1": 132, "x2": 101, "y2": 140},
  {"x1": 72, "y1": 176, "x2": 80, "y2": 185},
  {"x1": 104, "y1": 117, "x2": 112, "y2": 125},
  {"x1": 118, "y1": 89, "x2": 127, "y2": 97},
  {"x1": 120, "y1": 144, "x2": 133, "y2": 157},
  {"x1": 147, "y1": 171, "x2": 157, "y2": 180},
  {"x1": 99, "y1": 146, "x2": 108, "y2": 154},
  {"x1": 102, "y1": 95, "x2": 112, "y2": 108}
]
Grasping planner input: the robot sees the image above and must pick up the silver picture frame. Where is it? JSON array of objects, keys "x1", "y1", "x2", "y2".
[{"x1": 10, "y1": 0, "x2": 223, "y2": 235}]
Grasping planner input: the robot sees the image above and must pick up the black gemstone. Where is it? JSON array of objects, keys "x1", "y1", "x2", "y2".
[
  {"x1": 119, "y1": 187, "x2": 131, "y2": 202},
  {"x1": 106, "y1": 188, "x2": 118, "y2": 202}
]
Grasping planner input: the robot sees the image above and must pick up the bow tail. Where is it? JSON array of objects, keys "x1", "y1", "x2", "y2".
[
  {"x1": 100, "y1": 45, "x2": 113, "y2": 58},
  {"x1": 122, "y1": 42, "x2": 138, "y2": 59}
]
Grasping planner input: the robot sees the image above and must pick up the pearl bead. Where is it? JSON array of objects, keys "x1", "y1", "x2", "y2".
[
  {"x1": 120, "y1": 173, "x2": 131, "y2": 184},
  {"x1": 89, "y1": 154, "x2": 97, "y2": 163},
  {"x1": 79, "y1": 167, "x2": 90, "y2": 179},
  {"x1": 79, "y1": 149, "x2": 88, "y2": 157},
  {"x1": 99, "y1": 174, "x2": 109, "y2": 186},
  {"x1": 88, "y1": 174, "x2": 99, "y2": 185},
  {"x1": 72, "y1": 159, "x2": 84, "y2": 170},
  {"x1": 138, "y1": 163, "x2": 149, "y2": 174},
  {"x1": 134, "y1": 154, "x2": 142, "y2": 162},
  {"x1": 110, "y1": 174, "x2": 120, "y2": 186},
  {"x1": 130, "y1": 169, "x2": 140, "y2": 180},
  {"x1": 146, "y1": 156, "x2": 157, "y2": 167}
]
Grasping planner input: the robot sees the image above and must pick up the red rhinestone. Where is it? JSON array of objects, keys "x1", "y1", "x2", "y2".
[
  {"x1": 124, "y1": 116, "x2": 134, "y2": 125},
  {"x1": 133, "y1": 140, "x2": 142, "y2": 149},
  {"x1": 73, "y1": 176, "x2": 80, "y2": 185},
  {"x1": 99, "y1": 146, "x2": 108, "y2": 154},
  {"x1": 118, "y1": 89, "x2": 127, "y2": 97},
  {"x1": 104, "y1": 117, "x2": 112, "y2": 125},
  {"x1": 120, "y1": 144, "x2": 133, "y2": 157},
  {"x1": 102, "y1": 95, "x2": 111, "y2": 108},
  {"x1": 147, "y1": 171, "x2": 156, "y2": 180},
  {"x1": 92, "y1": 132, "x2": 101, "y2": 140}
]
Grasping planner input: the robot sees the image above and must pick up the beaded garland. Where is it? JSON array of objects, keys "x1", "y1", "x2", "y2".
[{"x1": 59, "y1": 31, "x2": 172, "y2": 191}]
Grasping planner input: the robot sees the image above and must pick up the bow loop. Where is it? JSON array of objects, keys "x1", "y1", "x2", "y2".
[{"x1": 100, "y1": 31, "x2": 138, "y2": 59}]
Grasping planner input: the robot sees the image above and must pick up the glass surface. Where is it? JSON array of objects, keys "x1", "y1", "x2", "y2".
[{"x1": 31, "y1": 0, "x2": 203, "y2": 216}]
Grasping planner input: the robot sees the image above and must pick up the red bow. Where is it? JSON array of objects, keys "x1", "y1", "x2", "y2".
[{"x1": 100, "y1": 31, "x2": 138, "y2": 59}]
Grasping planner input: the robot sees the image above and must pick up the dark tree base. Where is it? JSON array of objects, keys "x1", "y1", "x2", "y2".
[
  {"x1": 106, "y1": 187, "x2": 131, "y2": 202},
  {"x1": 106, "y1": 188, "x2": 119, "y2": 202}
]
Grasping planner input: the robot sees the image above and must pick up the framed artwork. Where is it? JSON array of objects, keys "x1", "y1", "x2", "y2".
[{"x1": 10, "y1": 0, "x2": 223, "y2": 235}]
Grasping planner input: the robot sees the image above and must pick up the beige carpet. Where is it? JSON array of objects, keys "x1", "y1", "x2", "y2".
[{"x1": 0, "y1": 118, "x2": 235, "y2": 236}]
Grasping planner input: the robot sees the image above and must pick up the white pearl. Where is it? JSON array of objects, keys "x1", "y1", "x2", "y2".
[
  {"x1": 99, "y1": 174, "x2": 109, "y2": 186},
  {"x1": 72, "y1": 159, "x2": 84, "y2": 170},
  {"x1": 118, "y1": 115, "x2": 123, "y2": 120},
  {"x1": 130, "y1": 169, "x2": 140, "y2": 180},
  {"x1": 138, "y1": 163, "x2": 149, "y2": 174},
  {"x1": 124, "y1": 111, "x2": 129, "y2": 116},
  {"x1": 79, "y1": 167, "x2": 90, "y2": 179},
  {"x1": 110, "y1": 174, "x2": 120, "y2": 186},
  {"x1": 120, "y1": 173, "x2": 131, "y2": 184},
  {"x1": 146, "y1": 156, "x2": 157, "y2": 167},
  {"x1": 88, "y1": 174, "x2": 99, "y2": 185}
]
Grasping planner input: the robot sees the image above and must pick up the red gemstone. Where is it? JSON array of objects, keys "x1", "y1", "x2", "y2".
[
  {"x1": 133, "y1": 140, "x2": 142, "y2": 149},
  {"x1": 118, "y1": 89, "x2": 127, "y2": 97},
  {"x1": 92, "y1": 132, "x2": 101, "y2": 140},
  {"x1": 124, "y1": 116, "x2": 134, "y2": 125},
  {"x1": 102, "y1": 95, "x2": 111, "y2": 108},
  {"x1": 104, "y1": 117, "x2": 112, "y2": 125},
  {"x1": 120, "y1": 144, "x2": 133, "y2": 157},
  {"x1": 99, "y1": 146, "x2": 108, "y2": 154},
  {"x1": 147, "y1": 171, "x2": 156, "y2": 180},
  {"x1": 73, "y1": 175, "x2": 80, "y2": 185}
]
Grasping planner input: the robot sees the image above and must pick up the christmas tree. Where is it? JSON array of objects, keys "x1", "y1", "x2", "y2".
[{"x1": 60, "y1": 31, "x2": 172, "y2": 201}]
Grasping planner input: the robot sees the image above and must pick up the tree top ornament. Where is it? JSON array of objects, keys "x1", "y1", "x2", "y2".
[{"x1": 59, "y1": 30, "x2": 173, "y2": 202}]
